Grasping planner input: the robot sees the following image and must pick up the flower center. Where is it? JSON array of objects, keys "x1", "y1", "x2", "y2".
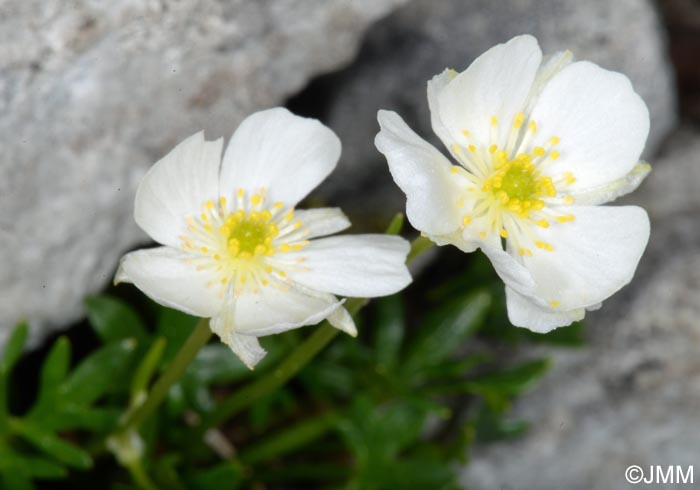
[
  {"x1": 221, "y1": 210, "x2": 279, "y2": 259},
  {"x1": 482, "y1": 151, "x2": 555, "y2": 219}
]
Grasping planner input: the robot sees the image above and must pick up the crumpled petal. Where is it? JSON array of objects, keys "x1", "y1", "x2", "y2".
[
  {"x1": 210, "y1": 306, "x2": 267, "y2": 369},
  {"x1": 375, "y1": 110, "x2": 463, "y2": 236},
  {"x1": 505, "y1": 286, "x2": 584, "y2": 333},
  {"x1": 219, "y1": 107, "x2": 341, "y2": 207},
  {"x1": 135, "y1": 132, "x2": 223, "y2": 247}
]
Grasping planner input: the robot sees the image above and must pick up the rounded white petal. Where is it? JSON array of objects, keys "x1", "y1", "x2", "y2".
[
  {"x1": 116, "y1": 247, "x2": 221, "y2": 317},
  {"x1": 375, "y1": 110, "x2": 463, "y2": 235},
  {"x1": 293, "y1": 207, "x2": 351, "y2": 240},
  {"x1": 285, "y1": 234, "x2": 412, "y2": 298},
  {"x1": 529, "y1": 61, "x2": 650, "y2": 190},
  {"x1": 427, "y1": 68, "x2": 458, "y2": 150},
  {"x1": 505, "y1": 286, "x2": 584, "y2": 333},
  {"x1": 229, "y1": 281, "x2": 342, "y2": 336},
  {"x1": 135, "y1": 132, "x2": 223, "y2": 247},
  {"x1": 436, "y1": 35, "x2": 542, "y2": 149},
  {"x1": 522, "y1": 205, "x2": 650, "y2": 309},
  {"x1": 569, "y1": 162, "x2": 651, "y2": 206},
  {"x1": 219, "y1": 108, "x2": 341, "y2": 207}
]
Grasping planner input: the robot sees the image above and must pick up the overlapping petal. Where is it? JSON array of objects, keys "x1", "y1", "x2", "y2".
[
  {"x1": 505, "y1": 287, "x2": 584, "y2": 333},
  {"x1": 219, "y1": 107, "x2": 341, "y2": 207},
  {"x1": 135, "y1": 132, "x2": 223, "y2": 247}
]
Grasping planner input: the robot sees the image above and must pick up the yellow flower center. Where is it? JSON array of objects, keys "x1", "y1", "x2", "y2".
[
  {"x1": 220, "y1": 210, "x2": 279, "y2": 259},
  {"x1": 482, "y1": 151, "x2": 555, "y2": 219}
]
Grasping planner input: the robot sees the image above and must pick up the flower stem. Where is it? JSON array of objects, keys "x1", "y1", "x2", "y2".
[
  {"x1": 120, "y1": 317, "x2": 212, "y2": 432},
  {"x1": 204, "y1": 234, "x2": 435, "y2": 431}
]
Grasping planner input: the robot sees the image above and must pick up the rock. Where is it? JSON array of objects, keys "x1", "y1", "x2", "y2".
[
  {"x1": 460, "y1": 127, "x2": 700, "y2": 490},
  {"x1": 321, "y1": 0, "x2": 677, "y2": 221},
  {"x1": 0, "y1": 0, "x2": 407, "y2": 347}
]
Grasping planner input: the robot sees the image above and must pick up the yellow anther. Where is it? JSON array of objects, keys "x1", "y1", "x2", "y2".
[
  {"x1": 549, "y1": 150, "x2": 560, "y2": 160},
  {"x1": 265, "y1": 266, "x2": 273, "y2": 274},
  {"x1": 213, "y1": 254, "x2": 220, "y2": 260},
  {"x1": 200, "y1": 213, "x2": 208, "y2": 222},
  {"x1": 280, "y1": 243, "x2": 291, "y2": 253},
  {"x1": 277, "y1": 270, "x2": 286, "y2": 278},
  {"x1": 518, "y1": 248, "x2": 533, "y2": 257},
  {"x1": 254, "y1": 244, "x2": 267, "y2": 255},
  {"x1": 452, "y1": 144, "x2": 461, "y2": 155},
  {"x1": 533, "y1": 147, "x2": 546, "y2": 157},
  {"x1": 479, "y1": 231, "x2": 487, "y2": 239},
  {"x1": 535, "y1": 219, "x2": 549, "y2": 228},
  {"x1": 500, "y1": 229, "x2": 508, "y2": 238},
  {"x1": 203, "y1": 224, "x2": 212, "y2": 232},
  {"x1": 219, "y1": 197, "x2": 227, "y2": 207},
  {"x1": 274, "y1": 202, "x2": 284, "y2": 210},
  {"x1": 549, "y1": 136, "x2": 560, "y2": 146},
  {"x1": 463, "y1": 215, "x2": 472, "y2": 225},
  {"x1": 528, "y1": 121, "x2": 537, "y2": 133},
  {"x1": 468, "y1": 144, "x2": 476, "y2": 152},
  {"x1": 490, "y1": 115, "x2": 498, "y2": 126},
  {"x1": 261, "y1": 279, "x2": 269, "y2": 286},
  {"x1": 450, "y1": 166, "x2": 459, "y2": 174},
  {"x1": 251, "y1": 194, "x2": 261, "y2": 205},
  {"x1": 462, "y1": 129, "x2": 470, "y2": 137},
  {"x1": 564, "y1": 195, "x2": 575, "y2": 205},
  {"x1": 201, "y1": 246, "x2": 208, "y2": 253},
  {"x1": 549, "y1": 301, "x2": 560, "y2": 308},
  {"x1": 205, "y1": 200, "x2": 214, "y2": 209},
  {"x1": 488, "y1": 144, "x2": 497, "y2": 154},
  {"x1": 221, "y1": 277, "x2": 228, "y2": 284},
  {"x1": 237, "y1": 188, "x2": 244, "y2": 198},
  {"x1": 240, "y1": 276, "x2": 247, "y2": 284},
  {"x1": 513, "y1": 112, "x2": 525, "y2": 129}
]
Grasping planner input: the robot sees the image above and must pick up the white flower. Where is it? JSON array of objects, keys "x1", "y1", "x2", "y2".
[
  {"x1": 116, "y1": 108, "x2": 412, "y2": 368},
  {"x1": 375, "y1": 35, "x2": 650, "y2": 333}
]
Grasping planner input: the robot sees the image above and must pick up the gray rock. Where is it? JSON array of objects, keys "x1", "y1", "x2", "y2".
[
  {"x1": 460, "y1": 127, "x2": 700, "y2": 490},
  {"x1": 322, "y1": 0, "x2": 677, "y2": 221},
  {"x1": 0, "y1": 0, "x2": 407, "y2": 347}
]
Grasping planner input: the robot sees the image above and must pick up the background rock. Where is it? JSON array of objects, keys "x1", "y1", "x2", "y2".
[
  {"x1": 318, "y1": 0, "x2": 677, "y2": 222},
  {"x1": 0, "y1": 0, "x2": 406, "y2": 347},
  {"x1": 460, "y1": 126, "x2": 700, "y2": 490}
]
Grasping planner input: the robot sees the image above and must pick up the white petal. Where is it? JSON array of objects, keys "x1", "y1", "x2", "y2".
[
  {"x1": 437, "y1": 35, "x2": 542, "y2": 149},
  {"x1": 505, "y1": 286, "x2": 584, "y2": 333},
  {"x1": 327, "y1": 306, "x2": 357, "y2": 337},
  {"x1": 375, "y1": 110, "x2": 463, "y2": 235},
  {"x1": 529, "y1": 61, "x2": 650, "y2": 190},
  {"x1": 230, "y1": 281, "x2": 343, "y2": 336},
  {"x1": 521, "y1": 50, "x2": 573, "y2": 115},
  {"x1": 115, "y1": 247, "x2": 221, "y2": 317},
  {"x1": 135, "y1": 132, "x2": 223, "y2": 247},
  {"x1": 427, "y1": 68, "x2": 458, "y2": 151},
  {"x1": 219, "y1": 108, "x2": 340, "y2": 207},
  {"x1": 522, "y1": 206, "x2": 650, "y2": 309},
  {"x1": 286, "y1": 234, "x2": 412, "y2": 298},
  {"x1": 480, "y1": 244, "x2": 537, "y2": 295},
  {"x1": 569, "y1": 162, "x2": 651, "y2": 206},
  {"x1": 211, "y1": 310, "x2": 267, "y2": 369},
  {"x1": 293, "y1": 207, "x2": 351, "y2": 240}
]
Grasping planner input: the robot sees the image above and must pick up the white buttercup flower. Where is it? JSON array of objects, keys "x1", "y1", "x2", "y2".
[
  {"x1": 117, "y1": 108, "x2": 411, "y2": 368},
  {"x1": 375, "y1": 35, "x2": 650, "y2": 332}
]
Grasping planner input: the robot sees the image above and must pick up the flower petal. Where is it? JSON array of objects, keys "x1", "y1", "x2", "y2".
[
  {"x1": 115, "y1": 247, "x2": 221, "y2": 317},
  {"x1": 505, "y1": 286, "x2": 584, "y2": 333},
  {"x1": 523, "y1": 205, "x2": 650, "y2": 309},
  {"x1": 134, "y1": 132, "x2": 223, "y2": 247},
  {"x1": 229, "y1": 281, "x2": 343, "y2": 336},
  {"x1": 427, "y1": 68, "x2": 458, "y2": 151},
  {"x1": 436, "y1": 35, "x2": 542, "y2": 150},
  {"x1": 293, "y1": 207, "x2": 351, "y2": 240},
  {"x1": 327, "y1": 306, "x2": 357, "y2": 337},
  {"x1": 211, "y1": 310, "x2": 267, "y2": 369},
  {"x1": 481, "y1": 244, "x2": 537, "y2": 295},
  {"x1": 285, "y1": 234, "x2": 412, "y2": 298},
  {"x1": 529, "y1": 61, "x2": 650, "y2": 190},
  {"x1": 569, "y1": 162, "x2": 651, "y2": 206},
  {"x1": 375, "y1": 110, "x2": 463, "y2": 235},
  {"x1": 219, "y1": 108, "x2": 340, "y2": 207}
]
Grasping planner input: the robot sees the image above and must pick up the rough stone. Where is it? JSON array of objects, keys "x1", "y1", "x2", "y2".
[
  {"x1": 0, "y1": 0, "x2": 406, "y2": 347},
  {"x1": 321, "y1": 0, "x2": 677, "y2": 221},
  {"x1": 460, "y1": 127, "x2": 700, "y2": 490}
]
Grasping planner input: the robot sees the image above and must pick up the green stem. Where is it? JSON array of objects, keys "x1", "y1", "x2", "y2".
[
  {"x1": 120, "y1": 318, "x2": 212, "y2": 432},
  {"x1": 205, "y1": 234, "x2": 435, "y2": 431},
  {"x1": 126, "y1": 459, "x2": 158, "y2": 490}
]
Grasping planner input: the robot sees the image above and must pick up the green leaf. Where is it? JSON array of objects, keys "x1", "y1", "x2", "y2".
[
  {"x1": 130, "y1": 337, "x2": 167, "y2": 401},
  {"x1": 85, "y1": 295, "x2": 147, "y2": 343},
  {"x1": 157, "y1": 308, "x2": 198, "y2": 364},
  {"x1": 59, "y1": 339, "x2": 138, "y2": 405},
  {"x1": 1, "y1": 454, "x2": 67, "y2": 479},
  {"x1": 185, "y1": 462, "x2": 242, "y2": 490},
  {"x1": 404, "y1": 290, "x2": 491, "y2": 373},
  {"x1": 42, "y1": 405, "x2": 121, "y2": 433},
  {"x1": 10, "y1": 419, "x2": 92, "y2": 469},
  {"x1": 373, "y1": 295, "x2": 404, "y2": 373},
  {"x1": 32, "y1": 337, "x2": 71, "y2": 412},
  {"x1": 385, "y1": 213, "x2": 404, "y2": 235},
  {"x1": 464, "y1": 359, "x2": 550, "y2": 397},
  {"x1": 1, "y1": 322, "x2": 29, "y2": 373},
  {"x1": 0, "y1": 469, "x2": 35, "y2": 490}
]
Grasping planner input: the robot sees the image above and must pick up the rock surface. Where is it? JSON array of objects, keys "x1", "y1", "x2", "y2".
[
  {"x1": 460, "y1": 126, "x2": 700, "y2": 490},
  {"x1": 320, "y1": 0, "x2": 677, "y2": 221},
  {"x1": 0, "y1": 0, "x2": 406, "y2": 347}
]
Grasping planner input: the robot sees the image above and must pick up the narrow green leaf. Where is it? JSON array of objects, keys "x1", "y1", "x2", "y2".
[
  {"x1": 0, "y1": 469, "x2": 35, "y2": 490},
  {"x1": 59, "y1": 339, "x2": 138, "y2": 405},
  {"x1": 32, "y1": 337, "x2": 71, "y2": 413},
  {"x1": 1, "y1": 322, "x2": 29, "y2": 373},
  {"x1": 10, "y1": 455, "x2": 67, "y2": 479},
  {"x1": 85, "y1": 295, "x2": 147, "y2": 343},
  {"x1": 404, "y1": 291, "x2": 491, "y2": 372},
  {"x1": 42, "y1": 405, "x2": 121, "y2": 433},
  {"x1": 10, "y1": 419, "x2": 92, "y2": 469},
  {"x1": 464, "y1": 359, "x2": 550, "y2": 397},
  {"x1": 385, "y1": 213, "x2": 404, "y2": 235},
  {"x1": 186, "y1": 462, "x2": 242, "y2": 490}
]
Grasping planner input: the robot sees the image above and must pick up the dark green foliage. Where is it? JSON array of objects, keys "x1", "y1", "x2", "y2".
[{"x1": 0, "y1": 251, "x2": 581, "y2": 490}]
